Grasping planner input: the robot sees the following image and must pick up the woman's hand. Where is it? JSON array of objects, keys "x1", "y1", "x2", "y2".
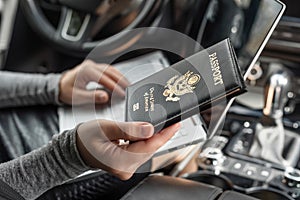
[
  {"x1": 59, "y1": 60, "x2": 129, "y2": 105},
  {"x1": 76, "y1": 120, "x2": 180, "y2": 180}
]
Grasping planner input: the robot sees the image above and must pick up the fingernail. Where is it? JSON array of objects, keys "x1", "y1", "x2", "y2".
[
  {"x1": 141, "y1": 124, "x2": 154, "y2": 138},
  {"x1": 98, "y1": 92, "x2": 108, "y2": 103},
  {"x1": 99, "y1": 92, "x2": 105, "y2": 98}
]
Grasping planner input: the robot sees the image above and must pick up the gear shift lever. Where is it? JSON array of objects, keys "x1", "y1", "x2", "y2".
[
  {"x1": 249, "y1": 67, "x2": 291, "y2": 165},
  {"x1": 263, "y1": 70, "x2": 291, "y2": 122}
]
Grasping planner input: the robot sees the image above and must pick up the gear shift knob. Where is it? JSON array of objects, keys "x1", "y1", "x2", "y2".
[
  {"x1": 263, "y1": 69, "x2": 291, "y2": 120},
  {"x1": 249, "y1": 65, "x2": 298, "y2": 165}
]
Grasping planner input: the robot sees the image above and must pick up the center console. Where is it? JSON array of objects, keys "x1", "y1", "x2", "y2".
[{"x1": 184, "y1": 133, "x2": 300, "y2": 200}]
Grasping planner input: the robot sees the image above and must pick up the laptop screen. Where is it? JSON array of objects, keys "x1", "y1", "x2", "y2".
[
  {"x1": 237, "y1": 0, "x2": 285, "y2": 79},
  {"x1": 199, "y1": 0, "x2": 285, "y2": 137},
  {"x1": 200, "y1": 0, "x2": 285, "y2": 78}
]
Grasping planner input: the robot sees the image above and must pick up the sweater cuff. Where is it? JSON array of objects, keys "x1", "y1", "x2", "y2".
[
  {"x1": 46, "y1": 73, "x2": 64, "y2": 106},
  {"x1": 70, "y1": 125, "x2": 92, "y2": 171}
]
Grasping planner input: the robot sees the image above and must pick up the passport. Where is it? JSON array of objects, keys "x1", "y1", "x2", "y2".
[{"x1": 125, "y1": 39, "x2": 246, "y2": 132}]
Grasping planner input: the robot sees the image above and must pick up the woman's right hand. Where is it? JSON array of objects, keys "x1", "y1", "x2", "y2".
[{"x1": 76, "y1": 120, "x2": 180, "y2": 180}]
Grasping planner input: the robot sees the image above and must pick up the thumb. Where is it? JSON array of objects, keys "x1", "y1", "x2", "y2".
[
  {"x1": 73, "y1": 89, "x2": 109, "y2": 104},
  {"x1": 100, "y1": 120, "x2": 155, "y2": 141}
]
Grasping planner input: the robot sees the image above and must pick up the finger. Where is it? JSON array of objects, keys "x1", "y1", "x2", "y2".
[
  {"x1": 81, "y1": 66, "x2": 126, "y2": 97},
  {"x1": 87, "y1": 62, "x2": 130, "y2": 89},
  {"x1": 125, "y1": 123, "x2": 181, "y2": 153},
  {"x1": 98, "y1": 74, "x2": 126, "y2": 97},
  {"x1": 95, "y1": 65, "x2": 130, "y2": 89},
  {"x1": 77, "y1": 62, "x2": 128, "y2": 96},
  {"x1": 72, "y1": 89, "x2": 109, "y2": 104},
  {"x1": 108, "y1": 67, "x2": 130, "y2": 88},
  {"x1": 100, "y1": 120, "x2": 154, "y2": 141}
]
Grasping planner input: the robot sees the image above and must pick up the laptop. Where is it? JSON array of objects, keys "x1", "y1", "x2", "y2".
[{"x1": 59, "y1": 0, "x2": 285, "y2": 155}]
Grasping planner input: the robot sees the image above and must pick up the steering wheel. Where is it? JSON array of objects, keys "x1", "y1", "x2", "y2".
[{"x1": 20, "y1": 0, "x2": 162, "y2": 57}]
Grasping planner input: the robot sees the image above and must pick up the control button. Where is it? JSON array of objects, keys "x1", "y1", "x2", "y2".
[
  {"x1": 234, "y1": 163, "x2": 242, "y2": 170},
  {"x1": 246, "y1": 170, "x2": 254, "y2": 176},
  {"x1": 243, "y1": 121, "x2": 251, "y2": 128},
  {"x1": 244, "y1": 165, "x2": 257, "y2": 177},
  {"x1": 260, "y1": 170, "x2": 270, "y2": 177}
]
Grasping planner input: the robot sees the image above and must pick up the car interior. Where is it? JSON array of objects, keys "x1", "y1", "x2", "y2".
[{"x1": 1, "y1": 0, "x2": 300, "y2": 199}]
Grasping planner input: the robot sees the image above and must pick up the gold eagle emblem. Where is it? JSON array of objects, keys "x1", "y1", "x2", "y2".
[{"x1": 163, "y1": 71, "x2": 201, "y2": 102}]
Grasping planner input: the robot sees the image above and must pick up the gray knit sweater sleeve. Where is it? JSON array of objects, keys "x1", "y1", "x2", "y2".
[
  {"x1": 0, "y1": 71, "x2": 62, "y2": 108},
  {"x1": 0, "y1": 128, "x2": 91, "y2": 200}
]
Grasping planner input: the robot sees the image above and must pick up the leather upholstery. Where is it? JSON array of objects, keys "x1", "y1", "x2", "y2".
[
  {"x1": 217, "y1": 191, "x2": 258, "y2": 200},
  {"x1": 120, "y1": 175, "x2": 222, "y2": 200},
  {"x1": 121, "y1": 175, "x2": 260, "y2": 200}
]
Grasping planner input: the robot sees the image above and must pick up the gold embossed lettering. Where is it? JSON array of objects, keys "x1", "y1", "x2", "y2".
[{"x1": 209, "y1": 52, "x2": 224, "y2": 86}]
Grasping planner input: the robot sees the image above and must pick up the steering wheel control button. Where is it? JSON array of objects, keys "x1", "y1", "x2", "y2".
[
  {"x1": 61, "y1": 9, "x2": 91, "y2": 42},
  {"x1": 67, "y1": 12, "x2": 86, "y2": 36}
]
